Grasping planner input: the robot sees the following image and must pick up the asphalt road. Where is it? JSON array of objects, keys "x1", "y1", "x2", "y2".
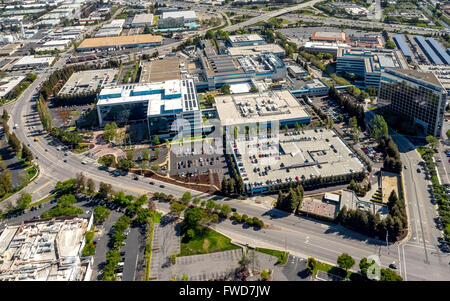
[{"x1": 224, "y1": 0, "x2": 323, "y2": 32}]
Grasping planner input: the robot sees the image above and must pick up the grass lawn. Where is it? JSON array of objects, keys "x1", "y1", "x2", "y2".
[
  {"x1": 26, "y1": 166, "x2": 37, "y2": 179},
  {"x1": 255, "y1": 247, "x2": 288, "y2": 265},
  {"x1": 179, "y1": 229, "x2": 241, "y2": 256},
  {"x1": 417, "y1": 146, "x2": 428, "y2": 156},
  {"x1": 313, "y1": 260, "x2": 360, "y2": 279}
]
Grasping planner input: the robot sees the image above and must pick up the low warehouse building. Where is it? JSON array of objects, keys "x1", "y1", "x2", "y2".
[{"x1": 77, "y1": 34, "x2": 162, "y2": 51}]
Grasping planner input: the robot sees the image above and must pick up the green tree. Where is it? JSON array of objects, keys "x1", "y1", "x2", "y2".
[
  {"x1": 86, "y1": 178, "x2": 95, "y2": 195},
  {"x1": 306, "y1": 257, "x2": 317, "y2": 274},
  {"x1": 426, "y1": 135, "x2": 439, "y2": 150},
  {"x1": 380, "y1": 268, "x2": 403, "y2": 281},
  {"x1": 170, "y1": 202, "x2": 187, "y2": 216},
  {"x1": 16, "y1": 193, "x2": 32, "y2": 211},
  {"x1": 0, "y1": 170, "x2": 12, "y2": 195},
  {"x1": 21, "y1": 143, "x2": 33, "y2": 162},
  {"x1": 8, "y1": 132, "x2": 21, "y2": 154},
  {"x1": 446, "y1": 129, "x2": 450, "y2": 140},
  {"x1": 371, "y1": 114, "x2": 388, "y2": 142},
  {"x1": 102, "y1": 122, "x2": 118, "y2": 143},
  {"x1": 142, "y1": 149, "x2": 150, "y2": 161},
  {"x1": 221, "y1": 84, "x2": 231, "y2": 95},
  {"x1": 181, "y1": 192, "x2": 192, "y2": 204},
  {"x1": 359, "y1": 257, "x2": 375, "y2": 278},
  {"x1": 98, "y1": 182, "x2": 113, "y2": 201},
  {"x1": 337, "y1": 253, "x2": 355, "y2": 272},
  {"x1": 2, "y1": 109, "x2": 9, "y2": 121},
  {"x1": 260, "y1": 269, "x2": 271, "y2": 280},
  {"x1": 94, "y1": 205, "x2": 110, "y2": 224},
  {"x1": 153, "y1": 135, "x2": 160, "y2": 145},
  {"x1": 126, "y1": 150, "x2": 134, "y2": 160}
]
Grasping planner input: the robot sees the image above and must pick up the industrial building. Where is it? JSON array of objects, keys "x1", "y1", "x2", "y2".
[
  {"x1": 215, "y1": 89, "x2": 310, "y2": 129},
  {"x1": 58, "y1": 69, "x2": 118, "y2": 96},
  {"x1": 198, "y1": 44, "x2": 286, "y2": 89},
  {"x1": 77, "y1": 35, "x2": 162, "y2": 51},
  {"x1": 0, "y1": 215, "x2": 94, "y2": 281},
  {"x1": 161, "y1": 10, "x2": 197, "y2": 22},
  {"x1": 302, "y1": 41, "x2": 350, "y2": 56},
  {"x1": 96, "y1": 79, "x2": 202, "y2": 139},
  {"x1": 139, "y1": 56, "x2": 184, "y2": 83},
  {"x1": 311, "y1": 31, "x2": 346, "y2": 43},
  {"x1": 227, "y1": 34, "x2": 266, "y2": 47},
  {"x1": 12, "y1": 55, "x2": 55, "y2": 69},
  {"x1": 336, "y1": 48, "x2": 408, "y2": 87},
  {"x1": 393, "y1": 35, "x2": 412, "y2": 61},
  {"x1": 345, "y1": 33, "x2": 383, "y2": 48},
  {"x1": 287, "y1": 65, "x2": 308, "y2": 79},
  {"x1": 131, "y1": 13, "x2": 154, "y2": 27},
  {"x1": 228, "y1": 128, "x2": 365, "y2": 194},
  {"x1": 157, "y1": 17, "x2": 184, "y2": 30},
  {"x1": 414, "y1": 35, "x2": 444, "y2": 65},
  {"x1": 426, "y1": 38, "x2": 450, "y2": 65},
  {"x1": 0, "y1": 75, "x2": 25, "y2": 98},
  {"x1": 379, "y1": 68, "x2": 447, "y2": 137},
  {"x1": 418, "y1": 64, "x2": 450, "y2": 96},
  {"x1": 35, "y1": 39, "x2": 71, "y2": 51},
  {"x1": 226, "y1": 43, "x2": 285, "y2": 58},
  {"x1": 0, "y1": 43, "x2": 21, "y2": 56},
  {"x1": 95, "y1": 19, "x2": 125, "y2": 37}
]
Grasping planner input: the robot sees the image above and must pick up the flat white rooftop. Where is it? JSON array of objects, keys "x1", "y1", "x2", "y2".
[
  {"x1": 228, "y1": 34, "x2": 264, "y2": 43},
  {"x1": 0, "y1": 216, "x2": 92, "y2": 281},
  {"x1": 162, "y1": 10, "x2": 197, "y2": 20},
  {"x1": 215, "y1": 90, "x2": 310, "y2": 127},
  {"x1": 0, "y1": 75, "x2": 25, "y2": 97},
  {"x1": 97, "y1": 79, "x2": 199, "y2": 117},
  {"x1": 13, "y1": 55, "x2": 54, "y2": 66}
]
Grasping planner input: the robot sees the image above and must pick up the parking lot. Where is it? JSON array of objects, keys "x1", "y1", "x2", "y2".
[
  {"x1": 169, "y1": 140, "x2": 228, "y2": 182},
  {"x1": 173, "y1": 249, "x2": 243, "y2": 281}
]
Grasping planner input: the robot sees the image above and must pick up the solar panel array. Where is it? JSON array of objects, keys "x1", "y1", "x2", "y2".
[
  {"x1": 426, "y1": 38, "x2": 450, "y2": 65},
  {"x1": 414, "y1": 35, "x2": 443, "y2": 65},
  {"x1": 393, "y1": 35, "x2": 412, "y2": 58}
]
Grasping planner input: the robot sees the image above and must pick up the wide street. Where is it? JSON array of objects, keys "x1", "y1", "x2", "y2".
[{"x1": 2, "y1": 59, "x2": 450, "y2": 280}]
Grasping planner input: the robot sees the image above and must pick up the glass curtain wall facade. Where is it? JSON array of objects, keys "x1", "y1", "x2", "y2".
[{"x1": 379, "y1": 69, "x2": 447, "y2": 137}]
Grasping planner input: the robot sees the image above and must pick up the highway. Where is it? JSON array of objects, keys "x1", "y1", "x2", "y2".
[{"x1": 224, "y1": 0, "x2": 323, "y2": 32}]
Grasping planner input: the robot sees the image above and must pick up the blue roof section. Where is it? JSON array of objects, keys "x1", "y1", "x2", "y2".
[
  {"x1": 393, "y1": 35, "x2": 412, "y2": 58},
  {"x1": 414, "y1": 36, "x2": 443, "y2": 65},
  {"x1": 426, "y1": 38, "x2": 450, "y2": 65}
]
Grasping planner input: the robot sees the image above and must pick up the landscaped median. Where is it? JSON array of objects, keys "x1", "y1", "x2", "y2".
[
  {"x1": 144, "y1": 212, "x2": 161, "y2": 281},
  {"x1": 254, "y1": 247, "x2": 288, "y2": 265}
]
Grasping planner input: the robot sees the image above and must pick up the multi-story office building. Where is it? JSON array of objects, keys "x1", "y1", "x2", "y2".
[
  {"x1": 379, "y1": 69, "x2": 447, "y2": 137},
  {"x1": 198, "y1": 49, "x2": 286, "y2": 89},
  {"x1": 96, "y1": 79, "x2": 202, "y2": 139},
  {"x1": 336, "y1": 48, "x2": 408, "y2": 87}
]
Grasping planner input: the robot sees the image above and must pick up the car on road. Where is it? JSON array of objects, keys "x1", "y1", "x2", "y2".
[
  {"x1": 159, "y1": 184, "x2": 165, "y2": 188},
  {"x1": 133, "y1": 175, "x2": 139, "y2": 180},
  {"x1": 231, "y1": 207, "x2": 237, "y2": 212},
  {"x1": 417, "y1": 168, "x2": 421, "y2": 173},
  {"x1": 81, "y1": 161, "x2": 87, "y2": 165},
  {"x1": 63, "y1": 159, "x2": 67, "y2": 163},
  {"x1": 404, "y1": 165, "x2": 407, "y2": 169},
  {"x1": 149, "y1": 181, "x2": 154, "y2": 185},
  {"x1": 389, "y1": 263, "x2": 397, "y2": 269}
]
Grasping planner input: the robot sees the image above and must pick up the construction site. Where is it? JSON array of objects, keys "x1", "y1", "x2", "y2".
[{"x1": 0, "y1": 215, "x2": 93, "y2": 281}]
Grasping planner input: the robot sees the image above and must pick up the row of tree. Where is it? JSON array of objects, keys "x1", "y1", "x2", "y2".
[
  {"x1": 336, "y1": 190, "x2": 407, "y2": 241},
  {"x1": 221, "y1": 154, "x2": 245, "y2": 196},
  {"x1": 307, "y1": 253, "x2": 402, "y2": 281},
  {"x1": 276, "y1": 185, "x2": 304, "y2": 213},
  {"x1": 328, "y1": 87, "x2": 365, "y2": 130}
]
